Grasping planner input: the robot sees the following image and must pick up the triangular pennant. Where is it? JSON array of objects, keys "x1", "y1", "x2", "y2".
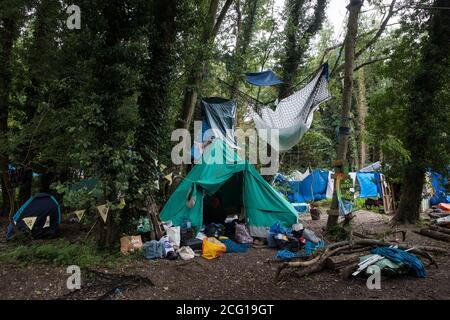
[
  {"x1": 23, "y1": 217, "x2": 37, "y2": 230},
  {"x1": 97, "y1": 205, "x2": 109, "y2": 223},
  {"x1": 118, "y1": 198, "x2": 126, "y2": 209},
  {"x1": 74, "y1": 210, "x2": 86, "y2": 221},
  {"x1": 43, "y1": 215, "x2": 51, "y2": 228},
  {"x1": 160, "y1": 164, "x2": 167, "y2": 171},
  {"x1": 164, "y1": 173, "x2": 173, "y2": 185}
]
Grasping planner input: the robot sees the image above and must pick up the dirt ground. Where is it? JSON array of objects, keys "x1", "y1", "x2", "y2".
[{"x1": 0, "y1": 210, "x2": 449, "y2": 300}]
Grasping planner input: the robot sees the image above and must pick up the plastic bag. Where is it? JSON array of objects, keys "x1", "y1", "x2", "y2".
[
  {"x1": 166, "y1": 226, "x2": 181, "y2": 247},
  {"x1": 120, "y1": 235, "x2": 143, "y2": 255},
  {"x1": 202, "y1": 237, "x2": 226, "y2": 260},
  {"x1": 142, "y1": 240, "x2": 165, "y2": 259},
  {"x1": 177, "y1": 246, "x2": 196, "y2": 260},
  {"x1": 235, "y1": 223, "x2": 253, "y2": 244}
]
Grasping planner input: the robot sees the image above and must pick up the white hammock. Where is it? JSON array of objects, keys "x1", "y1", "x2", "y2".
[{"x1": 249, "y1": 64, "x2": 332, "y2": 152}]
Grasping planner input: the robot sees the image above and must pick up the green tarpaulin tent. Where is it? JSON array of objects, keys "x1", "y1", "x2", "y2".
[{"x1": 160, "y1": 140, "x2": 298, "y2": 238}]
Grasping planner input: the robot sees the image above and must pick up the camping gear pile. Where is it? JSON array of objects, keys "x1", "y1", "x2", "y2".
[
  {"x1": 268, "y1": 222, "x2": 325, "y2": 261},
  {"x1": 140, "y1": 219, "x2": 254, "y2": 261}
]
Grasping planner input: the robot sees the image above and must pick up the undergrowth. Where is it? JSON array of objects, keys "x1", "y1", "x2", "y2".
[{"x1": 0, "y1": 239, "x2": 134, "y2": 268}]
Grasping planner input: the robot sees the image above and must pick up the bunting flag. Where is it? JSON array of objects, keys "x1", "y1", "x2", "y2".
[
  {"x1": 164, "y1": 173, "x2": 173, "y2": 185},
  {"x1": 74, "y1": 209, "x2": 86, "y2": 221},
  {"x1": 97, "y1": 204, "x2": 109, "y2": 223},
  {"x1": 160, "y1": 164, "x2": 167, "y2": 171},
  {"x1": 43, "y1": 216, "x2": 51, "y2": 228},
  {"x1": 118, "y1": 198, "x2": 126, "y2": 209},
  {"x1": 23, "y1": 217, "x2": 37, "y2": 230}
]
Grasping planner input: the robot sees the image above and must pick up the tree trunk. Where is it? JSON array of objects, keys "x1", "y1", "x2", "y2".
[
  {"x1": 327, "y1": 0, "x2": 363, "y2": 230},
  {"x1": 0, "y1": 12, "x2": 22, "y2": 225},
  {"x1": 356, "y1": 67, "x2": 368, "y2": 169},
  {"x1": 18, "y1": 169, "x2": 33, "y2": 205},
  {"x1": 278, "y1": 0, "x2": 327, "y2": 99},
  {"x1": 177, "y1": 0, "x2": 234, "y2": 130},
  {"x1": 229, "y1": 0, "x2": 259, "y2": 99},
  {"x1": 395, "y1": 0, "x2": 450, "y2": 224}
]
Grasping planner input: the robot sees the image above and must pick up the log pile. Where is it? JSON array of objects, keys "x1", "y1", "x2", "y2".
[
  {"x1": 414, "y1": 227, "x2": 450, "y2": 242},
  {"x1": 275, "y1": 239, "x2": 447, "y2": 283}
]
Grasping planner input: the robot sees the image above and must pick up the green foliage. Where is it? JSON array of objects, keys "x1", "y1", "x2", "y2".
[{"x1": 0, "y1": 239, "x2": 127, "y2": 268}]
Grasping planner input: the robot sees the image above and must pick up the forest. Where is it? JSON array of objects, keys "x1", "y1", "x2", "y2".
[{"x1": 0, "y1": 0, "x2": 449, "y2": 301}]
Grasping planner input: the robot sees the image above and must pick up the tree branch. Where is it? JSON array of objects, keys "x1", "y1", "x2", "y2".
[
  {"x1": 212, "y1": 0, "x2": 234, "y2": 38},
  {"x1": 354, "y1": 0, "x2": 397, "y2": 59}
]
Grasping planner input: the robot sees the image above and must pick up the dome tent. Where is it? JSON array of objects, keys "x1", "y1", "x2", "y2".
[
  {"x1": 160, "y1": 140, "x2": 298, "y2": 238},
  {"x1": 5, "y1": 193, "x2": 61, "y2": 240}
]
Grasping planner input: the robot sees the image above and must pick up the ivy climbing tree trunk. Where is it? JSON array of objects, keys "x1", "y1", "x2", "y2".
[
  {"x1": 19, "y1": 0, "x2": 60, "y2": 204},
  {"x1": 229, "y1": 0, "x2": 259, "y2": 99},
  {"x1": 326, "y1": 0, "x2": 363, "y2": 230},
  {"x1": 278, "y1": 0, "x2": 327, "y2": 99},
  {"x1": 395, "y1": 0, "x2": 450, "y2": 224},
  {"x1": 356, "y1": 67, "x2": 368, "y2": 169},
  {"x1": 0, "y1": 3, "x2": 24, "y2": 225}
]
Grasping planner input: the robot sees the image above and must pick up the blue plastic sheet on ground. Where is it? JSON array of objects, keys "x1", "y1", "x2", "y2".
[
  {"x1": 276, "y1": 250, "x2": 308, "y2": 261},
  {"x1": 305, "y1": 240, "x2": 326, "y2": 255},
  {"x1": 370, "y1": 247, "x2": 427, "y2": 278},
  {"x1": 221, "y1": 239, "x2": 251, "y2": 253}
]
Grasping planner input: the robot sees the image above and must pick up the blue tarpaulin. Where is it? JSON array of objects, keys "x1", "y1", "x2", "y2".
[
  {"x1": 287, "y1": 170, "x2": 329, "y2": 203},
  {"x1": 245, "y1": 70, "x2": 283, "y2": 87},
  {"x1": 430, "y1": 171, "x2": 450, "y2": 205},
  {"x1": 357, "y1": 172, "x2": 383, "y2": 199}
]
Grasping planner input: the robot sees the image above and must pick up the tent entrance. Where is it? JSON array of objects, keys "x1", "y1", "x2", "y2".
[{"x1": 203, "y1": 172, "x2": 243, "y2": 225}]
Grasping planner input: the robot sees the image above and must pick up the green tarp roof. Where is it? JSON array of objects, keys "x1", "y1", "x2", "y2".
[{"x1": 160, "y1": 140, "x2": 298, "y2": 238}]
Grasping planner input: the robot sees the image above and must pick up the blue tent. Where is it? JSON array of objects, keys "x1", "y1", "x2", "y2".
[
  {"x1": 245, "y1": 70, "x2": 283, "y2": 87},
  {"x1": 5, "y1": 193, "x2": 61, "y2": 240},
  {"x1": 430, "y1": 171, "x2": 450, "y2": 206}
]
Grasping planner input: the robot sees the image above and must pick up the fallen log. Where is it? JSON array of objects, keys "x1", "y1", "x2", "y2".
[
  {"x1": 428, "y1": 225, "x2": 450, "y2": 235},
  {"x1": 326, "y1": 252, "x2": 367, "y2": 271},
  {"x1": 414, "y1": 229, "x2": 450, "y2": 242},
  {"x1": 275, "y1": 239, "x2": 443, "y2": 282}
]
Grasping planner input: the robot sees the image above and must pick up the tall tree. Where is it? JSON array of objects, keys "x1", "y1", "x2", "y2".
[
  {"x1": 278, "y1": 0, "x2": 328, "y2": 99},
  {"x1": 17, "y1": 0, "x2": 61, "y2": 203},
  {"x1": 0, "y1": 1, "x2": 27, "y2": 219},
  {"x1": 124, "y1": 0, "x2": 181, "y2": 226},
  {"x1": 229, "y1": 0, "x2": 260, "y2": 99},
  {"x1": 326, "y1": 0, "x2": 363, "y2": 230},
  {"x1": 395, "y1": 0, "x2": 450, "y2": 224},
  {"x1": 177, "y1": 0, "x2": 234, "y2": 130},
  {"x1": 356, "y1": 67, "x2": 368, "y2": 169}
]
